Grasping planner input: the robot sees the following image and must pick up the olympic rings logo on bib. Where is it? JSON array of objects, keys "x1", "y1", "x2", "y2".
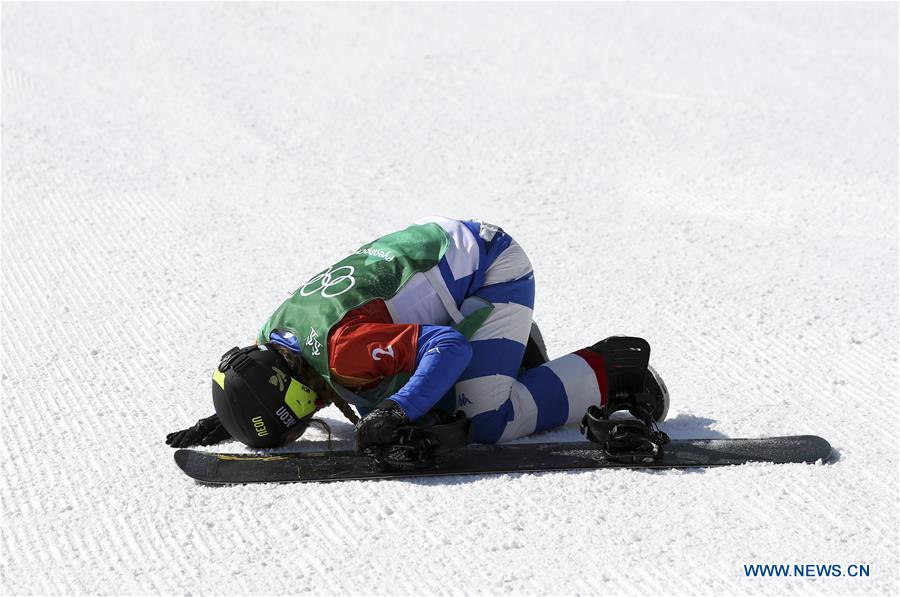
[{"x1": 299, "y1": 265, "x2": 356, "y2": 298}]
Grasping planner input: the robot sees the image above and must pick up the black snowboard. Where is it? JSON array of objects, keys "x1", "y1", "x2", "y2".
[{"x1": 174, "y1": 435, "x2": 832, "y2": 485}]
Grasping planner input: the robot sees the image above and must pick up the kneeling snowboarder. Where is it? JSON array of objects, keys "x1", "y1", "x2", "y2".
[{"x1": 166, "y1": 217, "x2": 669, "y2": 460}]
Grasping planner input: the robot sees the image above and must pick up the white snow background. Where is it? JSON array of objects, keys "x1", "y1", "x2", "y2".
[{"x1": 1, "y1": 2, "x2": 898, "y2": 596}]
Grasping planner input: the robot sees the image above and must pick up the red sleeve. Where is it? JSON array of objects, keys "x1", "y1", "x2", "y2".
[{"x1": 329, "y1": 321, "x2": 420, "y2": 391}]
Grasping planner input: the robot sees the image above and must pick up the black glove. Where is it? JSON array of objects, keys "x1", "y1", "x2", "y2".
[
  {"x1": 356, "y1": 400, "x2": 409, "y2": 451},
  {"x1": 165, "y1": 414, "x2": 231, "y2": 448}
]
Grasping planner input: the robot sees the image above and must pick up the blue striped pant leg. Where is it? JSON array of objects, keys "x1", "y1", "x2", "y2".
[
  {"x1": 452, "y1": 236, "x2": 537, "y2": 443},
  {"x1": 462, "y1": 334, "x2": 604, "y2": 442},
  {"x1": 510, "y1": 351, "x2": 604, "y2": 436},
  {"x1": 451, "y1": 237, "x2": 604, "y2": 442},
  {"x1": 454, "y1": 274, "x2": 535, "y2": 443}
]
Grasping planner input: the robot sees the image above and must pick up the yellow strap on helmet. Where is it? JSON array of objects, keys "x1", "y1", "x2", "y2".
[{"x1": 284, "y1": 379, "x2": 318, "y2": 419}]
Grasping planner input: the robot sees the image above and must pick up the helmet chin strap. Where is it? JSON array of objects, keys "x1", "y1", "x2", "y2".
[{"x1": 295, "y1": 419, "x2": 334, "y2": 449}]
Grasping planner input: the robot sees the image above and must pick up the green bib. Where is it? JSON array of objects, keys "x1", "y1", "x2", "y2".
[{"x1": 258, "y1": 222, "x2": 450, "y2": 406}]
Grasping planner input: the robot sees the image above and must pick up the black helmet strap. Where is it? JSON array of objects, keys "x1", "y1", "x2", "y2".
[{"x1": 218, "y1": 345, "x2": 264, "y2": 374}]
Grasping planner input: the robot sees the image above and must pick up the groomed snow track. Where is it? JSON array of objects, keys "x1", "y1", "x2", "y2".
[{"x1": 2, "y1": 3, "x2": 897, "y2": 595}]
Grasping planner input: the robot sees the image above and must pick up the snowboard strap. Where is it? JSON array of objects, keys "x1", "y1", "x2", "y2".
[
  {"x1": 580, "y1": 405, "x2": 669, "y2": 463},
  {"x1": 365, "y1": 411, "x2": 473, "y2": 471},
  {"x1": 580, "y1": 336, "x2": 670, "y2": 462}
]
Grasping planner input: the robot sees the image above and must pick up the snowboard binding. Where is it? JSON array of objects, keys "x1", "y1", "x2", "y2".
[
  {"x1": 365, "y1": 411, "x2": 473, "y2": 472},
  {"x1": 580, "y1": 336, "x2": 670, "y2": 463}
]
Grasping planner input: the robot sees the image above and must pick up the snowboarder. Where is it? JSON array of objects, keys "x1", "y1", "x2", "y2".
[{"x1": 166, "y1": 216, "x2": 669, "y2": 453}]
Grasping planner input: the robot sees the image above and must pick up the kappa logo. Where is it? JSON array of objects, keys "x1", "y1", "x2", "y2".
[
  {"x1": 269, "y1": 366, "x2": 288, "y2": 391},
  {"x1": 306, "y1": 327, "x2": 322, "y2": 356},
  {"x1": 457, "y1": 393, "x2": 472, "y2": 408},
  {"x1": 299, "y1": 265, "x2": 356, "y2": 298},
  {"x1": 371, "y1": 345, "x2": 395, "y2": 361}
]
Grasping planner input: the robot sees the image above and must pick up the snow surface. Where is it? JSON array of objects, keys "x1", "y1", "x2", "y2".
[{"x1": 2, "y1": 2, "x2": 898, "y2": 595}]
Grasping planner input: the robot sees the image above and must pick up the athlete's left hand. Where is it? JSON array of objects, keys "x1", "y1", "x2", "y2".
[
  {"x1": 356, "y1": 400, "x2": 409, "y2": 450},
  {"x1": 166, "y1": 414, "x2": 231, "y2": 448}
]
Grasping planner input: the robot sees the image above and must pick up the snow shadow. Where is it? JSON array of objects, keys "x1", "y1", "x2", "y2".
[{"x1": 657, "y1": 414, "x2": 727, "y2": 440}]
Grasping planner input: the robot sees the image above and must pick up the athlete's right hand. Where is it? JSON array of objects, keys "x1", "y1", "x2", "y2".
[
  {"x1": 165, "y1": 414, "x2": 231, "y2": 448},
  {"x1": 356, "y1": 400, "x2": 409, "y2": 451}
]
